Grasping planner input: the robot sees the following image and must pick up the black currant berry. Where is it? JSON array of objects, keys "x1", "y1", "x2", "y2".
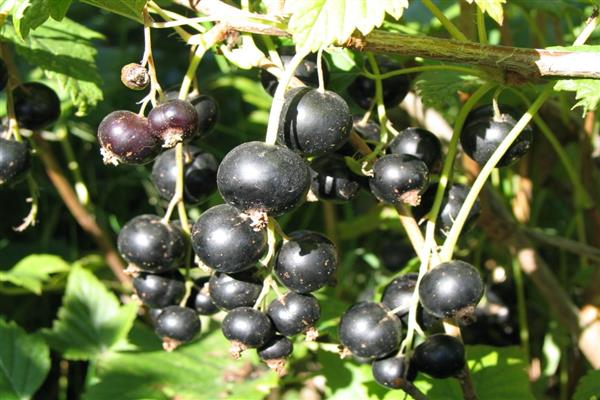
[
  {"x1": 260, "y1": 49, "x2": 329, "y2": 96},
  {"x1": 463, "y1": 104, "x2": 521, "y2": 129},
  {"x1": 309, "y1": 155, "x2": 360, "y2": 202},
  {"x1": 148, "y1": 99, "x2": 199, "y2": 147},
  {"x1": 267, "y1": 292, "x2": 320, "y2": 336},
  {"x1": 338, "y1": 116, "x2": 381, "y2": 156},
  {"x1": 97, "y1": 110, "x2": 160, "y2": 165},
  {"x1": 0, "y1": 138, "x2": 31, "y2": 186},
  {"x1": 190, "y1": 94, "x2": 218, "y2": 136},
  {"x1": 216, "y1": 141, "x2": 311, "y2": 217},
  {"x1": 191, "y1": 204, "x2": 267, "y2": 273},
  {"x1": 388, "y1": 127, "x2": 442, "y2": 171},
  {"x1": 372, "y1": 355, "x2": 417, "y2": 389},
  {"x1": 278, "y1": 87, "x2": 352, "y2": 157},
  {"x1": 381, "y1": 273, "x2": 419, "y2": 317},
  {"x1": 376, "y1": 237, "x2": 415, "y2": 272},
  {"x1": 348, "y1": 61, "x2": 410, "y2": 110},
  {"x1": 369, "y1": 154, "x2": 429, "y2": 206},
  {"x1": 258, "y1": 335, "x2": 293, "y2": 360},
  {"x1": 0, "y1": 58, "x2": 7, "y2": 92},
  {"x1": 208, "y1": 270, "x2": 262, "y2": 310},
  {"x1": 222, "y1": 307, "x2": 274, "y2": 357},
  {"x1": 148, "y1": 307, "x2": 163, "y2": 325},
  {"x1": 13, "y1": 82, "x2": 61, "y2": 130},
  {"x1": 461, "y1": 105, "x2": 533, "y2": 167},
  {"x1": 339, "y1": 302, "x2": 401, "y2": 359},
  {"x1": 155, "y1": 305, "x2": 201, "y2": 348},
  {"x1": 151, "y1": 145, "x2": 218, "y2": 204},
  {"x1": 133, "y1": 271, "x2": 185, "y2": 309},
  {"x1": 274, "y1": 231, "x2": 337, "y2": 293},
  {"x1": 412, "y1": 334, "x2": 465, "y2": 379},
  {"x1": 418, "y1": 260, "x2": 484, "y2": 322},
  {"x1": 117, "y1": 214, "x2": 186, "y2": 273},
  {"x1": 187, "y1": 277, "x2": 219, "y2": 315}
]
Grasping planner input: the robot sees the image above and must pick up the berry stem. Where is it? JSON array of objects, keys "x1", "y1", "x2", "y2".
[
  {"x1": 322, "y1": 202, "x2": 338, "y2": 250},
  {"x1": 316, "y1": 47, "x2": 325, "y2": 93},
  {"x1": 475, "y1": 6, "x2": 488, "y2": 45},
  {"x1": 140, "y1": 7, "x2": 164, "y2": 107},
  {"x1": 421, "y1": 0, "x2": 469, "y2": 41},
  {"x1": 361, "y1": 64, "x2": 484, "y2": 81},
  {"x1": 57, "y1": 123, "x2": 90, "y2": 207},
  {"x1": 363, "y1": 53, "x2": 388, "y2": 163},
  {"x1": 259, "y1": 219, "x2": 278, "y2": 267},
  {"x1": 147, "y1": 1, "x2": 199, "y2": 38}
]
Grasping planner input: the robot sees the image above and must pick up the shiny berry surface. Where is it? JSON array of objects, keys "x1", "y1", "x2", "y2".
[
  {"x1": 221, "y1": 307, "x2": 273, "y2": 348},
  {"x1": 388, "y1": 127, "x2": 442, "y2": 171},
  {"x1": 309, "y1": 155, "x2": 360, "y2": 202},
  {"x1": 208, "y1": 270, "x2": 262, "y2": 310},
  {"x1": 13, "y1": 82, "x2": 61, "y2": 130},
  {"x1": 372, "y1": 355, "x2": 416, "y2": 389},
  {"x1": 257, "y1": 335, "x2": 293, "y2": 360},
  {"x1": 190, "y1": 94, "x2": 219, "y2": 136},
  {"x1": 133, "y1": 271, "x2": 185, "y2": 309},
  {"x1": 267, "y1": 292, "x2": 320, "y2": 336},
  {"x1": 0, "y1": 138, "x2": 31, "y2": 186},
  {"x1": 148, "y1": 99, "x2": 199, "y2": 147},
  {"x1": 155, "y1": 305, "x2": 201, "y2": 342},
  {"x1": 369, "y1": 154, "x2": 429, "y2": 206},
  {"x1": 412, "y1": 334, "x2": 465, "y2": 379}
]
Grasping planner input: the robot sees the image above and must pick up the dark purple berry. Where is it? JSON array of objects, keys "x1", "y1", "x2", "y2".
[
  {"x1": 208, "y1": 270, "x2": 262, "y2": 310},
  {"x1": 418, "y1": 260, "x2": 484, "y2": 322},
  {"x1": 412, "y1": 334, "x2": 465, "y2": 378},
  {"x1": 267, "y1": 292, "x2": 320, "y2": 336},
  {"x1": 13, "y1": 82, "x2": 61, "y2": 130},
  {"x1": 187, "y1": 277, "x2": 219, "y2": 315},
  {"x1": 348, "y1": 61, "x2": 410, "y2": 110},
  {"x1": 222, "y1": 307, "x2": 273, "y2": 350},
  {"x1": 309, "y1": 155, "x2": 360, "y2": 202},
  {"x1": 117, "y1": 214, "x2": 186, "y2": 273},
  {"x1": 369, "y1": 154, "x2": 429, "y2": 206},
  {"x1": 260, "y1": 49, "x2": 329, "y2": 96},
  {"x1": 133, "y1": 271, "x2": 185, "y2": 309},
  {"x1": 258, "y1": 335, "x2": 294, "y2": 360},
  {"x1": 155, "y1": 305, "x2": 201, "y2": 343},
  {"x1": 190, "y1": 94, "x2": 218, "y2": 136},
  {"x1": 388, "y1": 127, "x2": 442, "y2": 171},
  {"x1": 216, "y1": 141, "x2": 311, "y2": 216},
  {"x1": 191, "y1": 204, "x2": 267, "y2": 273},
  {"x1": 338, "y1": 302, "x2": 401, "y2": 359},
  {"x1": 148, "y1": 308, "x2": 163, "y2": 325},
  {"x1": 372, "y1": 355, "x2": 416, "y2": 389},
  {"x1": 381, "y1": 273, "x2": 419, "y2": 317},
  {"x1": 0, "y1": 138, "x2": 31, "y2": 186},
  {"x1": 97, "y1": 110, "x2": 160, "y2": 165},
  {"x1": 274, "y1": 231, "x2": 337, "y2": 293},
  {"x1": 148, "y1": 99, "x2": 199, "y2": 147}
]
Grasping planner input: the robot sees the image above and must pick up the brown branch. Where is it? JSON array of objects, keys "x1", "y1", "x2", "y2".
[{"x1": 32, "y1": 134, "x2": 131, "y2": 287}]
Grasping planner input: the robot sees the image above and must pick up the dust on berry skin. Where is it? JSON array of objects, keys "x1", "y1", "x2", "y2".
[{"x1": 148, "y1": 99, "x2": 199, "y2": 148}]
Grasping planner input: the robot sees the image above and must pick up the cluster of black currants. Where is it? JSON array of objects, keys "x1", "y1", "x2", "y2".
[{"x1": 0, "y1": 57, "x2": 61, "y2": 188}]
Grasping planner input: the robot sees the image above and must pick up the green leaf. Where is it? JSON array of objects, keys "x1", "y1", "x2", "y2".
[
  {"x1": 466, "y1": 0, "x2": 506, "y2": 25},
  {"x1": 0, "y1": 17, "x2": 104, "y2": 115},
  {"x1": 0, "y1": 319, "x2": 50, "y2": 400},
  {"x1": 84, "y1": 324, "x2": 277, "y2": 400},
  {"x1": 13, "y1": 0, "x2": 49, "y2": 39},
  {"x1": 415, "y1": 69, "x2": 482, "y2": 111},
  {"x1": 0, "y1": 254, "x2": 69, "y2": 295},
  {"x1": 42, "y1": 265, "x2": 138, "y2": 360},
  {"x1": 287, "y1": 0, "x2": 408, "y2": 52},
  {"x1": 573, "y1": 369, "x2": 600, "y2": 400},
  {"x1": 48, "y1": 0, "x2": 73, "y2": 20},
  {"x1": 80, "y1": 0, "x2": 146, "y2": 23}
]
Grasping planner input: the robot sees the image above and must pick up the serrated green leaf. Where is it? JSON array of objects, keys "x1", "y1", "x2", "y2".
[
  {"x1": 42, "y1": 266, "x2": 138, "y2": 360},
  {"x1": 287, "y1": 0, "x2": 408, "y2": 52},
  {"x1": 48, "y1": 0, "x2": 73, "y2": 20},
  {"x1": 0, "y1": 319, "x2": 50, "y2": 400},
  {"x1": 466, "y1": 0, "x2": 506, "y2": 25},
  {"x1": 415, "y1": 69, "x2": 482, "y2": 111},
  {"x1": 84, "y1": 324, "x2": 277, "y2": 400},
  {"x1": 573, "y1": 369, "x2": 600, "y2": 400},
  {"x1": 13, "y1": 0, "x2": 49, "y2": 39},
  {"x1": 80, "y1": 0, "x2": 146, "y2": 23},
  {"x1": 0, "y1": 254, "x2": 69, "y2": 295},
  {"x1": 0, "y1": 17, "x2": 104, "y2": 115}
]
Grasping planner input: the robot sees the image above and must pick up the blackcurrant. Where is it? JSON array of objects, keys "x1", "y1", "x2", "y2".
[
  {"x1": 151, "y1": 145, "x2": 218, "y2": 204},
  {"x1": 0, "y1": 58, "x2": 7, "y2": 91},
  {"x1": 117, "y1": 214, "x2": 186, "y2": 273},
  {"x1": 190, "y1": 94, "x2": 219, "y2": 136},
  {"x1": 187, "y1": 277, "x2": 219, "y2": 315},
  {"x1": 154, "y1": 305, "x2": 201, "y2": 346},
  {"x1": 274, "y1": 230, "x2": 337, "y2": 293},
  {"x1": 191, "y1": 204, "x2": 267, "y2": 273},
  {"x1": 388, "y1": 127, "x2": 442, "y2": 171},
  {"x1": 97, "y1": 110, "x2": 160, "y2": 165},
  {"x1": 278, "y1": 87, "x2": 352, "y2": 157},
  {"x1": 133, "y1": 270, "x2": 185, "y2": 309},
  {"x1": 369, "y1": 154, "x2": 429, "y2": 206},
  {"x1": 148, "y1": 99, "x2": 199, "y2": 147},
  {"x1": 222, "y1": 307, "x2": 274, "y2": 356},
  {"x1": 463, "y1": 104, "x2": 521, "y2": 129},
  {"x1": 381, "y1": 273, "x2": 419, "y2": 317},
  {"x1": 148, "y1": 307, "x2": 163, "y2": 325},
  {"x1": 13, "y1": 82, "x2": 61, "y2": 130},
  {"x1": 338, "y1": 116, "x2": 381, "y2": 157},
  {"x1": 412, "y1": 334, "x2": 465, "y2": 379},
  {"x1": 0, "y1": 138, "x2": 31, "y2": 186},
  {"x1": 376, "y1": 237, "x2": 415, "y2": 272},
  {"x1": 267, "y1": 292, "x2": 320, "y2": 336},
  {"x1": 418, "y1": 260, "x2": 484, "y2": 322},
  {"x1": 258, "y1": 334, "x2": 293, "y2": 360},
  {"x1": 338, "y1": 302, "x2": 401, "y2": 359},
  {"x1": 461, "y1": 105, "x2": 533, "y2": 167},
  {"x1": 372, "y1": 355, "x2": 416, "y2": 389},
  {"x1": 260, "y1": 49, "x2": 329, "y2": 96},
  {"x1": 216, "y1": 141, "x2": 311, "y2": 216},
  {"x1": 208, "y1": 270, "x2": 262, "y2": 310},
  {"x1": 347, "y1": 61, "x2": 410, "y2": 110},
  {"x1": 309, "y1": 155, "x2": 360, "y2": 202}
]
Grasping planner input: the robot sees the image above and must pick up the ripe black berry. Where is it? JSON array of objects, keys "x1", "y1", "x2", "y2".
[
  {"x1": 381, "y1": 273, "x2": 418, "y2": 317},
  {"x1": 461, "y1": 105, "x2": 533, "y2": 167},
  {"x1": 151, "y1": 145, "x2": 218, "y2": 204},
  {"x1": 369, "y1": 154, "x2": 429, "y2": 206},
  {"x1": 190, "y1": 94, "x2": 218, "y2": 136},
  {"x1": 376, "y1": 237, "x2": 415, "y2": 272},
  {"x1": 216, "y1": 141, "x2": 311, "y2": 216},
  {"x1": 372, "y1": 355, "x2": 416, "y2": 389},
  {"x1": 133, "y1": 271, "x2": 185, "y2": 309},
  {"x1": 187, "y1": 277, "x2": 219, "y2": 315},
  {"x1": 208, "y1": 270, "x2": 262, "y2": 310},
  {"x1": 338, "y1": 302, "x2": 401, "y2": 359},
  {"x1": 0, "y1": 138, "x2": 31, "y2": 186},
  {"x1": 0, "y1": 58, "x2": 7, "y2": 91},
  {"x1": 148, "y1": 99, "x2": 199, "y2": 147},
  {"x1": 155, "y1": 305, "x2": 201, "y2": 345},
  {"x1": 412, "y1": 334, "x2": 465, "y2": 379},
  {"x1": 117, "y1": 214, "x2": 185, "y2": 273},
  {"x1": 418, "y1": 260, "x2": 484, "y2": 322},
  {"x1": 347, "y1": 61, "x2": 410, "y2": 109},
  {"x1": 260, "y1": 49, "x2": 329, "y2": 96},
  {"x1": 258, "y1": 335, "x2": 293, "y2": 360},
  {"x1": 274, "y1": 231, "x2": 337, "y2": 293},
  {"x1": 222, "y1": 307, "x2": 274, "y2": 356},
  {"x1": 309, "y1": 155, "x2": 360, "y2": 202},
  {"x1": 267, "y1": 292, "x2": 320, "y2": 336},
  {"x1": 97, "y1": 110, "x2": 160, "y2": 165},
  {"x1": 13, "y1": 82, "x2": 61, "y2": 130},
  {"x1": 388, "y1": 127, "x2": 442, "y2": 171},
  {"x1": 191, "y1": 204, "x2": 267, "y2": 273},
  {"x1": 278, "y1": 87, "x2": 352, "y2": 157}
]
